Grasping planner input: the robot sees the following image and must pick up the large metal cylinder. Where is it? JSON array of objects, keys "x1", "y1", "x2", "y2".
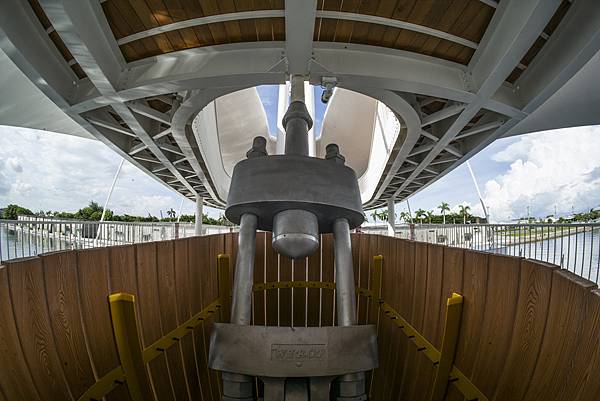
[
  {"x1": 230, "y1": 213, "x2": 258, "y2": 325},
  {"x1": 332, "y1": 217, "x2": 366, "y2": 400},
  {"x1": 332, "y1": 218, "x2": 357, "y2": 326},
  {"x1": 272, "y1": 209, "x2": 319, "y2": 259},
  {"x1": 283, "y1": 100, "x2": 313, "y2": 156}
]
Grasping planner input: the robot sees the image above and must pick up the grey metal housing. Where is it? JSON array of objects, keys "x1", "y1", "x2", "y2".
[{"x1": 225, "y1": 155, "x2": 365, "y2": 233}]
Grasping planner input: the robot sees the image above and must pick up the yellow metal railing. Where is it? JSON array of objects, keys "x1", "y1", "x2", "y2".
[
  {"x1": 78, "y1": 253, "x2": 486, "y2": 401},
  {"x1": 77, "y1": 255, "x2": 231, "y2": 401}
]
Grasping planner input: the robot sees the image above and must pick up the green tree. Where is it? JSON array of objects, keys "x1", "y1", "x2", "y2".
[
  {"x1": 1, "y1": 204, "x2": 35, "y2": 220},
  {"x1": 438, "y1": 202, "x2": 450, "y2": 224},
  {"x1": 415, "y1": 209, "x2": 427, "y2": 224},
  {"x1": 399, "y1": 211, "x2": 411, "y2": 223},
  {"x1": 75, "y1": 201, "x2": 112, "y2": 221},
  {"x1": 166, "y1": 208, "x2": 176, "y2": 220},
  {"x1": 426, "y1": 210, "x2": 434, "y2": 223},
  {"x1": 369, "y1": 209, "x2": 388, "y2": 223},
  {"x1": 458, "y1": 205, "x2": 471, "y2": 224}
]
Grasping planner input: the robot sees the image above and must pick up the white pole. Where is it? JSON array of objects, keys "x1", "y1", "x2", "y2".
[
  {"x1": 96, "y1": 159, "x2": 124, "y2": 240},
  {"x1": 176, "y1": 197, "x2": 184, "y2": 223},
  {"x1": 466, "y1": 161, "x2": 489, "y2": 222},
  {"x1": 406, "y1": 200, "x2": 413, "y2": 223},
  {"x1": 387, "y1": 198, "x2": 396, "y2": 237},
  {"x1": 194, "y1": 195, "x2": 203, "y2": 236}
]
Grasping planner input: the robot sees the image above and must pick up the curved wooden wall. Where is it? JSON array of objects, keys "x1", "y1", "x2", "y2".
[{"x1": 1, "y1": 233, "x2": 599, "y2": 401}]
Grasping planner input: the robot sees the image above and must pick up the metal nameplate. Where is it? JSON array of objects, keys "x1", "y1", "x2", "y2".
[
  {"x1": 270, "y1": 343, "x2": 327, "y2": 361},
  {"x1": 209, "y1": 324, "x2": 378, "y2": 377}
]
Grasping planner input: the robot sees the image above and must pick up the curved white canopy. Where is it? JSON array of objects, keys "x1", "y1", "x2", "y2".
[{"x1": 0, "y1": 0, "x2": 599, "y2": 209}]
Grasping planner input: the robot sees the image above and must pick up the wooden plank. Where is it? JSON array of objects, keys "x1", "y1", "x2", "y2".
[
  {"x1": 292, "y1": 257, "x2": 307, "y2": 327},
  {"x1": 390, "y1": 239, "x2": 416, "y2": 399},
  {"x1": 163, "y1": 0, "x2": 203, "y2": 48},
  {"x1": 279, "y1": 254, "x2": 293, "y2": 327},
  {"x1": 156, "y1": 240, "x2": 192, "y2": 401},
  {"x1": 351, "y1": 233, "x2": 360, "y2": 324},
  {"x1": 399, "y1": 240, "x2": 428, "y2": 400},
  {"x1": 522, "y1": 269, "x2": 597, "y2": 400},
  {"x1": 225, "y1": 232, "x2": 238, "y2": 291},
  {"x1": 264, "y1": 232, "x2": 279, "y2": 326},
  {"x1": 372, "y1": 235, "x2": 393, "y2": 401},
  {"x1": 135, "y1": 242, "x2": 176, "y2": 401},
  {"x1": 493, "y1": 259, "x2": 555, "y2": 401},
  {"x1": 42, "y1": 251, "x2": 95, "y2": 399},
  {"x1": 361, "y1": 235, "x2": 386, "y2": 396},
  {"x1": 253, "y1": 232, "x2": 266, "y2": 326},
  {"x1": 206, "y1": 235, "x2": 225, "y2": 400},
  {"x1": 573, "y1": 289, "x2": 600, "y2": 401},
  {"x1": 469, "y1": 254, "x2": 521, "y2": 397},
  {"x1": 173, "y1": 238, "x2": 204, "y2": 401},
  {"x1": 77, "y1": 248, "x2": 131, "y2": 401},
  {"x1": 109, "y1": 245, "x2": 138, "y2": 294},
  {"x1": 385, "y1": 238, "x2": 412, "y2": 401},
  {"x1": 187, "y1": 236, "x2": 215, "y2": 401},
  {"x1": 439, "y1": 247, "x2": 464, "y2": 344},
  {"x1": 0, "y1": 266, "x2": 42, "y2": 401},
  {"x1": 357, "y1": 233, "x2": 370, "y2": 325},
  {"x1": 198, "y1": 0, "x2": 230, "y2": 44},
  {"x1": 5, "y1": 257, "x2": 72, "y2": 401},
  {"x1": 306, "y1": 237, "x2": 321, "y2": 327},
  {"x1": 320, "y1": 234, "x2": 335, "y2": 327},
  {"x1": 410, "y1": 243, "x2": 444, "y2": 401},
  {"x1": 451, "y1": 250, "x2": 489, "y2": 374}
]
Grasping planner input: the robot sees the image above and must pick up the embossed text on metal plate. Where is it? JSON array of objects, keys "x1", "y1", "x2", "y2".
[{"x1": 270, "y1": 344, "x2": 327, "y2": 361}]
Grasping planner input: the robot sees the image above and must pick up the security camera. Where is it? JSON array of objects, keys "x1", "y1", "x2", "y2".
[
  {"x1": 320, "y1": 77, "x2": 337, "y2": 104},
  {"x1": 321, "y1": 88, "x2": 333, "y2": 104}
]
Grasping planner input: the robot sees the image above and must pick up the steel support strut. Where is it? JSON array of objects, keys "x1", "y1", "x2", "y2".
[
  {"x1": 224, "y1": 213, "x2": 258, "y2": 401},
  {"x1": 333, "y1": 218, "x2": 367, "y2": 401}
]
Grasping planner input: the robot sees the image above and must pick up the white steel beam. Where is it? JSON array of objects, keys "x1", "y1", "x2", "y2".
[
  {"x1": 478, "y1": 0, "x2": 498, "y2": 9},
  {"x1": 69, "y1": 42, "x2": 522, "y2": 118},
  {"x1": 285, "y1": 0, "x2": 317, "y2": 74},
  {"x1": 128, "y1": 142, "x2": 148, "y2": 155},
  {"x1": 316, "y1": 11, "x2": 478, "y2": 49},
  {"x1": 454, "y1": 120, "x2": 504, "y2": 140},
  {"x1": 128, "y1": 101, "x2": 171, "y2": 125},
  {"x1": 113, "y1": 8, "x2": 479, "y2": 52},
  {"x1": 420, "y1": 104, "x2": 465, "y2": 127},
  {"x1": 39, "y1": 0, "x2": 198, "y2": 196},
  {"x1": 392, "y1": 0, "x2": 561, "y2": 199},
  {"x1": 87, "y1": 116, "x2": 136, "y2": 137},
  {"x1": 117, "y1": 10, "x2": 285, "y2": 45}
]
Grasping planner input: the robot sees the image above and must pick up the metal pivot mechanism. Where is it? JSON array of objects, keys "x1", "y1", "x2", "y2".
[{"x1": 211, "y1": 76, "x2": 373, "y2": 401}]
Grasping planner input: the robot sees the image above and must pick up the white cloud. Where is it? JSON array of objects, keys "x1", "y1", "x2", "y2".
[
  {"x1": 0, "y1": 125, "x2": 219, "y2": 218},
  {"x1": 483, "y1": 126, "x2": 600, "y2": 221},
  {"x1": 6, "y1": 157, "x2": 23, "y2": 173}
]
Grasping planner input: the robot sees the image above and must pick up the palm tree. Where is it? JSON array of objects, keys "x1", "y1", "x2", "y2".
[
  {"x1": 458, "y1": 205, "x2": 471, "y2": 224},
  {"x1": 438, "y1": 202, "x2": 450, "y2": 224},
  {"x1": 426, "y1": 210, "x2": 434, "y2": 223},
  {"x1": 415, "y1": 209, "x2": 427, "y2": 224},
  {"x1": 399, "y1": 211, "x2": 411, "y2": 223},
  {"x1": 167, "y1": 208, "x2": 176, "y2": 219},
  {"x1": 370, "y1": 209, "x2": 388, "y2": 223}
]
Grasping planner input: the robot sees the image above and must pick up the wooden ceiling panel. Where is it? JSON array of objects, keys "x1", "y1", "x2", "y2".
[
  {"x1": 119, "y1": 17, "x2": 285, "y2": 62},
  {"x1": 102, "y1": 1, "x2": 496, "y2": 65}
]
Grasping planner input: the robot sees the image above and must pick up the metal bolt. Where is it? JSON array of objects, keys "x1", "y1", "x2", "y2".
[
  {"x1": 325, "y1": 143, "x2": 346, "y2": 165},
  {"x1": 246, "y1": 136, "x2": 268, "y2": 159}
]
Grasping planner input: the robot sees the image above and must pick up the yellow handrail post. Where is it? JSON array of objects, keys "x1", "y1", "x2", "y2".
[
  {"x1": 108, "y1": 293, "x2": 155, "y2": 401},
  {"x1": 368, "y1": 255, "x2": 383, "y2": 325},
  {"x1": 217, "y1": 254, "x2": 231, "y2": 323},
  {"x1": 429, "y1": 292, "x2": 464, "y2": 401}
]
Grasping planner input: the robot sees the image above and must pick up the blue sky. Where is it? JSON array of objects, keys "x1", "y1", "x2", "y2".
[{"x1": 0, "y1": 85, "x2": 599, "y2": 222}]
